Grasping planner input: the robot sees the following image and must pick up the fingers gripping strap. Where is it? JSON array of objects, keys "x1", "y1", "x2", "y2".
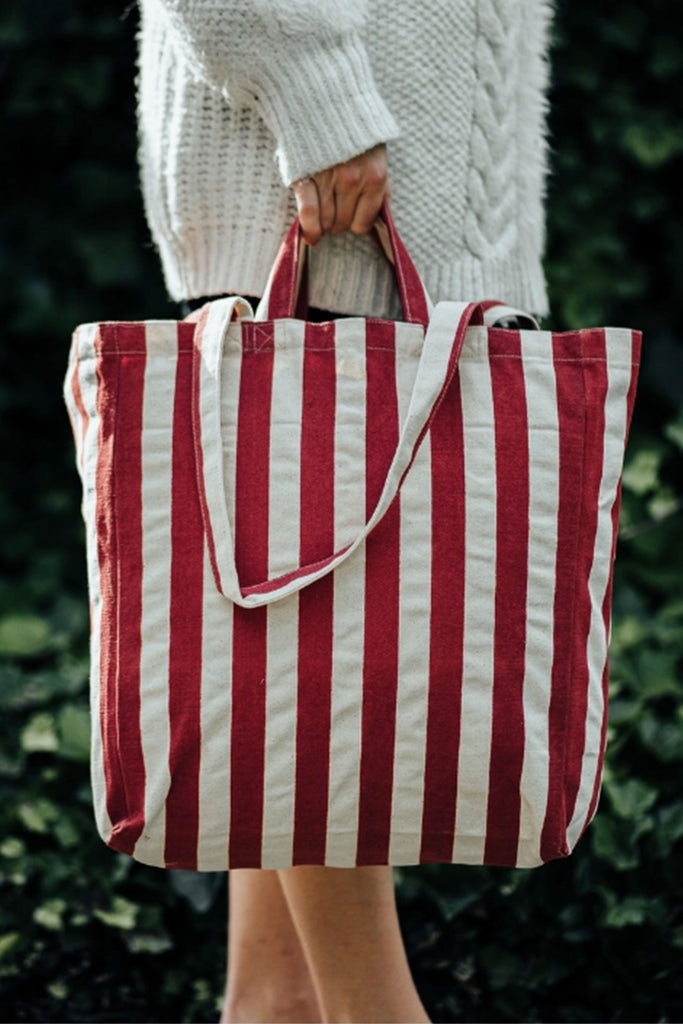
[
  {"x1": 193, "y1": 299, "x2": 483, "y2": 607},
  {"x1": 255, "y1": 205, "x2": 431, "y2": 325}
]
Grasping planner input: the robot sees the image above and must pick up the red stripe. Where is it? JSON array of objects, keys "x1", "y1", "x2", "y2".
[
  {"x1": 99, "y1": 324, "x2": 147, "y2": 857},
  {"x1": 484, "y1": 333, "x2": 530, "y2": 865},
  {"x1": 356, "y1": 321, "x2": 400, "y2": 865},
  {"x1": 420, "y1": 360, "x2": 466, "y2": 863},
  {"x1": 293, "y1": 322, "x2": 337, "y2": 864},
  {"x1": 164, "y1": 326, "x2": 205, "y2": 868},
  {"x1": 265, "y1": 219, "x2": 300, "y2": 319},
  {"x1": 562, "y1": 332, "x2": 609, "y2": 838},
  {"x1": 582, "y1": 332, "x2": 642, "y2": 834},
  {"x1": 228, "y1": 331, "x2": 274, "y2": 868},
  {"x1": 541, "y1": 331, "x2": 606, "y2": 860}
]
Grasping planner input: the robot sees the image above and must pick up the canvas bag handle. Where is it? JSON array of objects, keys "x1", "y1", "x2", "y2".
[{"x1": 255, "y1": 204, "x2": 433, "y2": 325}]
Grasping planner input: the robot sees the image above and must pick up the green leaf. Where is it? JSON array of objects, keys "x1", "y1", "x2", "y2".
[
  {"x1": 653, "y1": 804, "x2": 683, "y2": 858},
  {"x1": 647, "y1": 488, "x2": 681, "y2": 523},
  {"x1": 622, "y1": 120, "x2": 683, "y2": 168},
  {"x1": 124, "y1": 932, "x2": 174, "y2": 955},
  {"x1": 16, "y1": 798, "x2": 61, "y2": 834},
  {"x1": 54, "y1": 816, "x2": 81, "y2": 849},
  {"x1": 590, "y1": 812, "x2": 652, "y2": 870},
  {"x1": 33, "y1": 898, "x2": 67, "y2": 932},
  {"x1": 0, "y1": 614, "x2": 52, "y2": 658},
  {"x1": 94, "y1": 896, "x2": 139, "y2": 931},
  {"x1": 47, "y1": 981, "x2": 69, "y2": 1001},
  {"x1": 0, "y1": 933, "x2": 21, "y2": 961},
  {"x1": 664, "y1": 413, "x2": 683, "y2": 451},
  {"x1": 621, "y1": 449, "x2": 662, "y2": 496},
  {"x1": 20, "y1": 712, "x2": 59, "y2": 753},
  {"x1": 633, "y1": 649, "x2": 681, "y2": 699},
  {"x1": 604, "y1": 778, "x2": 658, "y2": 819},
  {"x1": 604, "y1": 897, "x2": 648, "y2": 929},
  {"x1": 57, "y1": 704, "x2": 91, "y2": 762},
  {"x1": 0, "y1": 838, "x2": 26, "y2": 859},
  {"x1": 638, "y1": 715, "x2": 683, "y2": 764},
  {"x1": 610, "y1": 614, "x2": 649, "y2": 652}
]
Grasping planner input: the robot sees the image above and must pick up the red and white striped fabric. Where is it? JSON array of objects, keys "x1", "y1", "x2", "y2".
[{"x1": 64, "y1": 212, "x2": 641, "y2": 871}]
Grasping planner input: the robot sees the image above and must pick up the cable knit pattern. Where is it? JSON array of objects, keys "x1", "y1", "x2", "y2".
[{"x1": 137, "y1": 0, "x2": 553, "y2": 316}]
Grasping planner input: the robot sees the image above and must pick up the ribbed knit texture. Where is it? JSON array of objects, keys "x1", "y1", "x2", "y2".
[{"x1": 138, "y1": 0, "x2": 553, "y2": 316}]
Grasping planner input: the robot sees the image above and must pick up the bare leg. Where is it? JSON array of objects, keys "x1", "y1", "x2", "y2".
[
  {"x1": 278, "y1": 864, "x2": 430, "y2": 1024},
  {"x1": 221, "y1": 868, "x2": 323, "y2": 1023}
]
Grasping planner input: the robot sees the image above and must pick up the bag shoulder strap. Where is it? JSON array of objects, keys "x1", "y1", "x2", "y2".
[{"x1": 192, "y1": 299, "x2": 485, "y2": 608}]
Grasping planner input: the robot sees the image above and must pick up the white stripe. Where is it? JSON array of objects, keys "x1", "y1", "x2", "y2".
[
  {"x1": 261, "y1": 599, "x2": 299, "y2": 867},
  {"x1": 389, "y1": 324, "x2": 431, "y2": 863},
  {"x1": 566, "y1": 328, "x2": 633, "y2": 846},
  {"x1": 325, "y1": 324, "x2": 369, "y2": 865},
  {"x1": 267, "y1": 320, "x2": 305, "y2": 578},
  {"x1": 197, "y1": 542, "x2": 233, "y2": 870},
  {"x1": 452, "y1": 326, "x2": 497, "y2": 862},
  {"x1": 132, "y1": 326, "x2": 178, "y2": 865},
  {"x1": 259, "y1": 320, "x2": 305, "y2": 866},
  {"x1": 390, "y1": 434, "x2": 432, "y2": 864},
  {"x1": 516, "y1": 331, "x2": 559, "y2": 864},
  {"x1": 329, "y1": 319, "x2": 372, "y2": 548},
  {"x1": 326, "y1": 548, "x2": 366, "y2": 866},
  {"x1": 196, "y1": 322, "x2": 244, "y2": 869}
]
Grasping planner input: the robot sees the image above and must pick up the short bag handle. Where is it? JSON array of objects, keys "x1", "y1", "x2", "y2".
[{"x1": 255, "y1": 204, "x2": 433, "y2": 326}]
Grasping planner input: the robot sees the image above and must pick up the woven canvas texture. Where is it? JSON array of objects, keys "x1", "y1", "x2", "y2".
[{"x1": 64, "y1": 222, "x2": 640, "y2": 872}]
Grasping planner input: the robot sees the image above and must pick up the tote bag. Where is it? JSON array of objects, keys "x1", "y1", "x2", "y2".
[{"x1": 64, "y1": 210, "x2": 641, "y2": 871}]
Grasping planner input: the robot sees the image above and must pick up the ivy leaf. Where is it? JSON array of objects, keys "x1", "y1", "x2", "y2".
[
  {"x1": 638, "y1": 715, "x2": 683, "y2": 764},
  {"x1": 94, "y1": 896, "x2": 139, "y2": 931},
  {"x1": 591, "y1": 813, "x2": 652, "y2": 870},
  {"x1": 33, "y1": 898, "x2": 68, "y2": 932},
  {"x1": 604, "y1": 778, "x2": 658, "y2": 819},
  {"x1": 621, "y1": 449, "x2": 661, "y2": 495},
  {"x1": 16, "y1": 798, "x2": 61, "y2": 834},
  {"x1": 57, "y1": 704, "x2": 91, "y2": 762},
  {"x1": 20, "y1": 712, "x2": 59, "y2": 753},
  {"x1": 0, "y1": 615, "x2": 52, "y2": 659},
  {"x1": 653, "y1": 804, "x2": 683, "y2": 858},
  {"x1": 124, "y1": 932, "x2": 174, "y2": 955},
  {"x1": 0, "y1": 933, "x2": 21, "y2": 961},
  {"x1": 664, "y1": 413, "x2": 683, "y2": 451},
  {"x1": 622, "y1": 120, "x2": 683, "y2": 168},
  {"x1": 603, "y1": 895, "x2": 652, "y2": 929}
]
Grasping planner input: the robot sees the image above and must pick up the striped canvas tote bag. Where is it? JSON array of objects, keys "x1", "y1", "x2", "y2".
[{"x1": 64, "y1": 210, "x2": 641, "y2": 871}]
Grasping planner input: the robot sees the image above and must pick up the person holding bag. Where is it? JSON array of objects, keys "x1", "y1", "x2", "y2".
[
  {"x1": 75, "y1": 1, "x2": 591, "y2": 1021},
  {"x1": 136, "y1": 2, "x2": 553, "y2": 1022}
]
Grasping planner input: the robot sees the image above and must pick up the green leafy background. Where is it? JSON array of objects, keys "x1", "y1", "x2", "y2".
[{"x1": 1, "y1": 1, "x2": 682, "y2": 1020}]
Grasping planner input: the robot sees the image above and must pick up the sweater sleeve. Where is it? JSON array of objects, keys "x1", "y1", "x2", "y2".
[{"x1": 149, "y1": 0, "x2": 400, "y2": 183}]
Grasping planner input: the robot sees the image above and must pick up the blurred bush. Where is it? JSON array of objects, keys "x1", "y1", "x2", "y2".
[{"x1": 0, "y1": 0, "x2": 682, "y2": 1020}]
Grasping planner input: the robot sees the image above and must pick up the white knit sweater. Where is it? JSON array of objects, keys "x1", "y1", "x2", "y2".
[{"x1": 137, "y1": 0, "x2": 553, "y2": 317}]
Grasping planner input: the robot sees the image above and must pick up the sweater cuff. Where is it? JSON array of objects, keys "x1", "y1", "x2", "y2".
[{"x1": 249, "y1": 33, "x2": 400, "y2": 184}]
